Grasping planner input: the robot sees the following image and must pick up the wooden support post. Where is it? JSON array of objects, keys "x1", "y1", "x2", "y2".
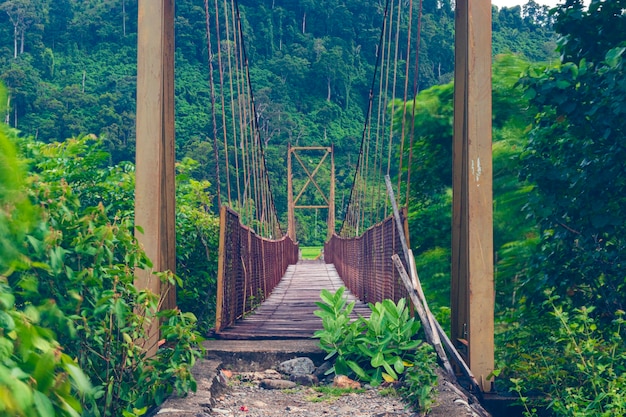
[
  {"x1": 328, "y1": 144, "x2": 335, "y2": 239},
  {"x1": 215, "y1": 206, "x2": 228, "y2": 333},
  {"x1": 287, "y1": 146, "x2": 335, "y2": 242},
  {"x1": 287, "y1": 144, "x2": 296, "y2": 241},
  {"x1": 135, "y1": 0, "x2": 176, "y2": 356},
  {"x1": 452, "y1": 0, "x2": 494, "y2": 392}
]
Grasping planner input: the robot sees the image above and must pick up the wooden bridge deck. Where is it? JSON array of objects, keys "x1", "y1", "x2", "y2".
[{"x1": 216, "y1": 260, "x2": 371, "y2": 339}]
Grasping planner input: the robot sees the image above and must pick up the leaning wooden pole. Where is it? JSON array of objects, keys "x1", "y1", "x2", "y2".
[
  {"x1": 135, "y1": 0, "x2": 176, "y2": 356},
  {"x1": 451, "y1": 0, "x2": 494, "y2": 392}
]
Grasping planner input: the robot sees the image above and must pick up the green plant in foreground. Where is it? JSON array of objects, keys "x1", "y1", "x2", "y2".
[
  {"x1": 314, "y1": 287, "x2": 438, "y2": 413},
  {"x1": 504, "y1": 293, "x2": 626, "y2": 417},
  {"x1": 5, "y1": 135, "x2": 204, "y2": 416},
  {"x1": 0, "y1": 90, "x2": 91, "y2": 416}
]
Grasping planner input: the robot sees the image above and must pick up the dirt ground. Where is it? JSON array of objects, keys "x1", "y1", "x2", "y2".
[{"x1": 205, "y1": 367, "x2": 489, "y2": 417}]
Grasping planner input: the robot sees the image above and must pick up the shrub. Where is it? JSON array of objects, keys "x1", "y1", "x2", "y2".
[
  {"x1": 8, "y1": 135, "x2": 203, "y2": 416},
  {"x1": 175, "y1": 158, "x2": 219, "y2": 334},
  {"x1": 1, "y1": 92, "x2": 90, "y2": 416},
  {"x1": 502, "y1": 293, "x2": 626, "y2": 416},
  {"x1": 313, "y1": 287, "x2": 438, "y2": 413}
]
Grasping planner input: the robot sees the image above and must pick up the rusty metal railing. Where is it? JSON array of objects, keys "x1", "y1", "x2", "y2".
[
  {"x1": 215, "y1": 206, "x2": 298, "y2": 333},
  {"x1": 324, "y1": 209, "x2": 409, "y2": 305}
]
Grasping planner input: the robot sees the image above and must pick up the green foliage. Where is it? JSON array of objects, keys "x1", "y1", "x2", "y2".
[
  {"x1": 0, "y1": 87, "x2": 90, "y2": 417},
  {"x1": 519, "y1": 0, "x2": 626, "y2": 316},
  {"x1": 305, "y1": 385, "x2": 365, "y2": 403},
  {"x1": 399, "y1": 344, "x2": 439, "y2": 415},
  {"x1": 0, "y1": 0, "x2": 558, "y2": 247},
  {"x1": 404, "y1": 54, "x2": 537, "y2": 312},
  {"x1": 313, "y1": 288, "x2": 437, "y2": 413},
  {"x1": 4, "y1": 135, "x2": 204, "y2": 416},
  {"x1": 300, "y1": 246, "x2": 323, "y2": 260},
  {"x1": 175, "y1": 158, "x2": 220, "y2": 334},
  {"x1": 504, "y1": 296, "x2": 626, "y2": 417},
  {"x1": 0, "y1": 280, "x2": 92, "y2": 417}
]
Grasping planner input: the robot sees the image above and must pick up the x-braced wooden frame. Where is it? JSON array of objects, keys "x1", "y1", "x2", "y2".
[{"x1": 287, "y1": 145, "x2": 335, "y2": 242}]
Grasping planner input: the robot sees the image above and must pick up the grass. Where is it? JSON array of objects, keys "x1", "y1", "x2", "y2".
[
  {"x1": 300, "y1": 246, "x2": 323, "y2": 260},
  {"x1": 304, "y1": 386, "x2": 365, "y2": 403}
]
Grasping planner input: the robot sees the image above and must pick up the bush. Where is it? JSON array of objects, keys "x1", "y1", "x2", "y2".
[
  {"x1": 175, "y1": 158, "x2": 219, "y2": 334},
  {"x1": 6, "y1": 135, "x2": 204, "y2": 416},
  {"x1": 313, "y1": 287, "x2": 438, "y2": 413},
  {"x1": 1, "y1": 94, "x2": 91, "y2": 416},
  {"x1": 501, "y1": 293, "x2": 626, "y2": 416}
]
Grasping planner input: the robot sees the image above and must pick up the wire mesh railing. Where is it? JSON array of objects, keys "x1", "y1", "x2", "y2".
[
  {"x1": 215, "y1": 206, "x2": 298, "y2": 333},
  {"x1": 324, "y1": 209, "x2": 409, "y2": 305}
]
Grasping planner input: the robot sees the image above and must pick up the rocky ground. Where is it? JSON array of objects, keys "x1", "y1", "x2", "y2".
[
  {"x1": 208, "y1": 367, "x2": 487, "y2": 417},
  {"x1": 156, "y1": 355, "x2": 491, "y2": 417}
]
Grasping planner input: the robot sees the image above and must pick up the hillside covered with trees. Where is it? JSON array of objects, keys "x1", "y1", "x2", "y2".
[{"x1": 0, "y1": 0, "x2": 556, "y2": 244}]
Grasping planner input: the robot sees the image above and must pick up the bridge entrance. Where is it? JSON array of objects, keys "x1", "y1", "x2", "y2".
[{"x1": 287, "y1": 145, "x2": 335, "y2": 243}]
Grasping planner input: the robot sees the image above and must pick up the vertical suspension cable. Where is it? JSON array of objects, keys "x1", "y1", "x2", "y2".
[
  {"x1": 405, "y1": 0, "x2": 423, "y2": 208},
  {"x1": 397, "y1": 0, "x2": 415, "y2": 200},
  {"x1": 340, "y1": 0, "x2": 392, "y2": 237},
  {"x1": 233, "y1": 0, "x2": 283, "y2": 236},
  {"x1": 205, "y1": 0, "x2": 222, "y2": 208},
  {"x1": 214, "y1": 0, "x2": 232, "y2": 205},
  {"x1": 223, "y1": 0, "x2": 243, "y2": 208},
  {"x1": 384, "y1": 0, "x2": 404, "y2": 219}
]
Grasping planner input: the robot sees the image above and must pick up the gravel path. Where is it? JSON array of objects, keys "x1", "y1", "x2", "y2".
[{"x1": 205, "y1": 368, "x2": 490, "y2": 417}]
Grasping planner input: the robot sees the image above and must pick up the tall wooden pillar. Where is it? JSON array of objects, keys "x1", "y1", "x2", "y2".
[
  {"x1": 451, "y1": 0, "x2": 494, "y2": 391},
  {"x1": 287, "y1": 144, "x2": 296, "y2": 241},
  {"x1": 135, "y1": 0, "x2": 176, "y2": 355},
  {"x1": 328, "y1": 145, "x2": 335, "y2": 238}
]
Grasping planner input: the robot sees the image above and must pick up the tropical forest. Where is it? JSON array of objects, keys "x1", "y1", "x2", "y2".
[{"x1": 0, "y1": 0, "x2": 625, "y2": 416}]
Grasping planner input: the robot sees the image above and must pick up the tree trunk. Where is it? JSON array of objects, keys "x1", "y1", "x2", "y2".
[
  {"x1": 302, "y1": 12, "x2": 306, "y2": 34},
  {"x1": 122, "y1": 0, "x2": 126, "y2": 37},
  {"x1": 5, "y1": 95, "x2": 10, "y2": 125},
  {"x1": 327, "y1": 76, "x2": 331, "y2": 101},
  {"x1": 13, "y1": 25, "x2": 18, "y2": 58},
  {"x1": 19, "y1": 27, "x2": 24, "y2": 55}
]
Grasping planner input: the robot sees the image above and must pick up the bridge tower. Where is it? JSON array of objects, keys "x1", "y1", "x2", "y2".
[
  {"x1": 451, "y1": 0, "x2": 495, "y2": 392},
  {"x1": 135, "y1": 0, "x2": 176, "y2": 355},
  {"x1": 287, "y1": 145, "x2": 335, "y2": 242}
]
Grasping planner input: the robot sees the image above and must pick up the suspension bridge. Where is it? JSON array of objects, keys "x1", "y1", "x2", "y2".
[{"x1": 134, "y1": 0, "x2": 494, "y2": 395}]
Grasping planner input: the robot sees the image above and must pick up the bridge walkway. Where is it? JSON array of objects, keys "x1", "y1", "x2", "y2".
[{"x1": 216, "y1": 260, "x2": 371, "y2": 339}]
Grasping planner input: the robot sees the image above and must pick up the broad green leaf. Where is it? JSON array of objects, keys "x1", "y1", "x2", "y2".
[
  {"x1": 371, "y1": 351, "x2": 385, "y2": 368},
  {"x1": 65, "y1": 362, "x2": 93, "y2": 394},
  {"x1": 605, "y1": 47, "x2": 625, "y2": 68},
  {"x1": 34, "y1": 391, "x2": 55, "y2": 417},
  {"x1": 346, "y1": 360, "x2": 369, "y2": 381}
]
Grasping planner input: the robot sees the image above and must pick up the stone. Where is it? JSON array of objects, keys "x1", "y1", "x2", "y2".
[
  {"x1": 210, "y1": 408, "x2": 232, "y2": 415},
  {"x1": 333, "y1": 375, "x2": 361, "y2": 390},
  {"x1": 157, "y1": 409, "x2": 186, "y2": 414},
  {"x1": 250, "y1": 400, "x2": 268, "y2": 408},
  {"x1": 259, "y1": 379, "x2": 297, "y2": 390},
  {"x1": 313, "y1": 361, "x2": 333, "y2": 379},
  {"x1": 285, "y1": 406, "x2": 307, "y2": 413},
  {"x1": 262, "y1": 369, "x2": 283, "y2": 379},
  {"x1": 290, "y1": 373, "x2": 319, "y2": 386},
  {"x1": 278, "y1": 357, "x2": 316, "y2": 376}
]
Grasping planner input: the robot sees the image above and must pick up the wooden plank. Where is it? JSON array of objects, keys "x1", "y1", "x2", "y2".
[
  {"x1": 217, "y1": 261, "x2": 370, "y2": 339},
  {"x1": 452, "y1": 0, "x2": 494, "y2": 392}
]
